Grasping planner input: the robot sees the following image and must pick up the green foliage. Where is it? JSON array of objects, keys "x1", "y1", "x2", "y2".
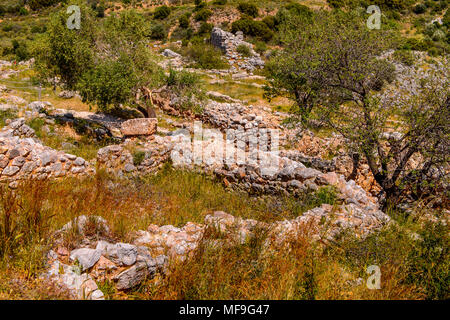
[
  {"x1": 197, "y1": 22, "x2": 213, "y2": 35},
  {"x1": 184, "y1": 42, "x2": 228, "y2": 69},
  {"x1": 150, "y1": 23, "x2": 167, "y2": 40},
  {"x1": 165, "y1": 68, "x2": 206, "y2": 114},
  {"x1": 154, "y1": 5, "x2": 170, "y2": 20},
  {"x1": 401, "y1": 37, "x2": 432, "y2": 51},
  {"x1": 392, "y1": 49, "x2": 415, "y2": 66},
  {"x1": 29, "y1": 0, "x2": 60, "y2": 10},
  {"x1": 413, "y1": 3, "x2": 427, "y2": 14},
  {"x1": 262, "y1": 15, "x2": 276, "y2": 30},
  {"x1": 179, "y1": 14, "x2": 190, "y2": 29},
  {"x1": 327, "y1": 0, "x2": 414, "y2": 10},
  {"x1": 77, "y1": 55, "x2": 138, "y2": 112},
  {"x1": 265, "y1": 10, "x2": 394, "y2": 120},
  {"x1": 405, "y1": 222, "x2": 449, "y2": 299},
  {"x1": 133, "y1": 150, "x2": 146, "y2": 166},
  {"x1": 19, "y1": 7, "x2": 28, "y2": 16},
  {"x1": 231, "y1": 18, "x2": 273, "y2": 41},
  {"x1": 237, "y1": 2, "x2": 259, "y2": 18},
  {"x1": 444, "y1": 9, "x2": 450, "y2": 27},
  {"x1": 236, "y1": 43, "x2": 251, "y2": 57},
  {"x1": 213, "y1": 0, "x2": 227, "y2": 5},
  {"x1": 253, "y1": 40, "x2": 267, "y2": 55},
  {"x1": 32, "y1": 2, "x2": 97, "y2": 90},
  {"x1": 194, "y1": 8, "x2": 212, "y2": 21},
  {"x1": 194, "y1": 0, "x2": 206, "y2": 10},
  {"x1": 11, "y1": 39, "x2": 29, "y2": 61}
]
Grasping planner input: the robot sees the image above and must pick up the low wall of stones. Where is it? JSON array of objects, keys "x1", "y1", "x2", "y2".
[{"x1": 0, "y1": 120, "x2": 94, "y2": 187}]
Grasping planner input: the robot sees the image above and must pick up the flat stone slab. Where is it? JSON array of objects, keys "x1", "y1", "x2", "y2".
[{"x1": 120, "y1": 118, "x2": 157, "y2": 136}]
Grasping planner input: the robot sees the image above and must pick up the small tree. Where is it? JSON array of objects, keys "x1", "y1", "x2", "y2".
[
  {"x1": 266, "y1": 10, "x2": 449, "y2": 206},
  {"x1": 264, "y1": 10, "x2": 395, "y2": 121},
  {"x1": 32, "y1": 2, "x2": 97, "y2": 90}
]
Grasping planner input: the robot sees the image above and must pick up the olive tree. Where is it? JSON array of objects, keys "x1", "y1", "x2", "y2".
[
  {"x1": 32, "y1": 2, "x2": 97, "y2": 90},
  {"x1": 265, "y1": 10, "x2": 449, "y2": 206},
  {"x1": 264, "y1": 10, "x2": 395, "y2": 121}
]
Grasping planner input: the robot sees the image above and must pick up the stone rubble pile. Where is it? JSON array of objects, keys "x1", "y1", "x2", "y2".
[
  {"x1": 210, "y1": 27, "x2": 265, "y2": 73},
  {"x1": 46, "y1": 204, "x2": 390, "y2": 299},
  {"x1": 44, "y1": 215, "x2": 168, "y2": 299}
]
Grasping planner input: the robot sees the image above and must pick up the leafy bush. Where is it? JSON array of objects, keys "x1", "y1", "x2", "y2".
[
  {"x1": 179, "y1": 14, "x2": 190, "y2": 29},
  {"x1": 194, "y1": 0, "x2": 206, "y2": 10},
  {"x1": 405, "y1": 222, "x2": 449, "y2": 299},
  {"x1": 413, "y1": 3, "x2": 427, "y2": 14},
  {"x1": 11, "y1": 39, "x2": 29, "y2": 61},
  {"x1": 253, "y1": 40, "x2": 267, "y2": 55},
  {"x1": 2, "y1": 24, "x2": 13, "y2": 32},
  {"x1": 19, "y1": 7, "x2": 28, "y2": 15},
  {"x1": 197, "y1": 22, "x2": 213, "y2": 35},
  {"x1": 28, "y1": 0, "x2": 59, "y2": 10},
  {"x1": 402, "y1": 37, "x2": 432, "y2": 51},
  {"x1": 213, "y1": 0, "x2": 227, "y2": 5},
  {"x1": 231, "y1": 18, "x2": 273, "y2": 41},
  {"x1": 154, "y1": 5, "x2": 170, "y2": 20},
  {"x1": 184, "y1": 43, "x2": 228, "y2": 69},
  {"x1": 237, "y1": 2, "x2": 259, "y2": 18},
  {"x1": 133, "y1": 150, "x2": 146, "y2": 166},
  {"x1": 77, "y1": 56, "x2": 138, "y2": 112},
  {"x1": 262, "y1": 15, "x2": 277, "y2": 30},
  {"x1": 150, "y1": 23, "x2": 167, "y2": 40},
  {"x1": 194, "y1": 8, "x2": 212, "y2": 21},
  {"x1": 236, "y1": 43, "x2": 252, "y2": 57},
  {"x1": 393, "y1": 50, "x2": 414, "y2": 66},
  {"x1": 165, "y1": 68, "x2": 206, "y2": 114},
  {"x1": 443, "y1": 9, "x2": 450, "y2": 28}
]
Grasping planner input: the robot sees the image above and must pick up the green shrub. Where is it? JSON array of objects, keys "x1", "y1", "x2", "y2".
[
  {"x1": 194, "y1": 0, "x2": 206, "y2": 11},
  {"x1": 213, "y1": 0, "x2": 227, "y2": 5},
  {"x1": 253, "y1": 40, "x2": 267, "y2": 55},
  {"x1": 237, "y1": 2, "x2": 259, "y2": 18},
  {"x1": 262, "y1": 15, "x2": 277, "y2": 30},
  {"x1": 165, "y1": 68, "x2": 206, "y2": 114},
  {"x1": 236, "y1": 43, "x2": 252, "y2": 57},
  {"x1": 133, "y1": 150, "x2": 146, "y2": 166},
  {"x1": 194, "y1": 8, "x2": 212, "y2": 21},
  {"x1": 19, "y1": 7, "x2": 28, "y2": 15},
  {"x1": 402, "y1": 37, "x2": 430, "y2": 51},
  {"x1": 413, "y1": 3, "x2": 427, "y2": 14},
  {"x1": 2, "y1": 24, "x2": 13, "y2": 32},
  {"x1": 95, "y1": 4, "x2": 105, "y2": 18},
  {"x1": 179, "y1": 15, "x2": 190, "y2": 29},
  {"x1": 393, "y1": 50, "x2": 415, "y2": 66},
  {"x1": 11, "y1": 39, "x2": 29, "y2": 61},
  {"x1": 405, "y1": 222, "x2": 449, "y2": 299},
  {"x1": 197, "y1": 22, "x2": 213, "y2": 35},
  {"x1": 28, "y1": 0, "x2": 59, "y2": 10},
  {"x1": 154, "y1": 5, "x2": 171, "y2": 20},
  {"x1": 231, "y1": 18, "x2": 273, "y2": 41},
  {"x1": 184, "y1": 43, "x2": 228, "y2": 69},
  {"x1": 150, "y1": 24, "x2": 167, "y2": 40},
  {"x1": 443, "y1": 9, "x2": 450, "y2": 28}
]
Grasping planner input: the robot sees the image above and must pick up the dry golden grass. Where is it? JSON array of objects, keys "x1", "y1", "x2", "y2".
[{"x1": 0, "y1": 168, "x2": 447, "y2": 300}]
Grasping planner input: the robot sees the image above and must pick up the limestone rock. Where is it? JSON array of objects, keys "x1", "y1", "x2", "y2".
[{"x1": 120, "y1": 118, "x2": 157, "y2": 136}]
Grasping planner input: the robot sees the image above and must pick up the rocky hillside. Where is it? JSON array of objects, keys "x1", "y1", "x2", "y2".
[{"x1": 0, "y1": 0, "x2": 448, "y2": 301}]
